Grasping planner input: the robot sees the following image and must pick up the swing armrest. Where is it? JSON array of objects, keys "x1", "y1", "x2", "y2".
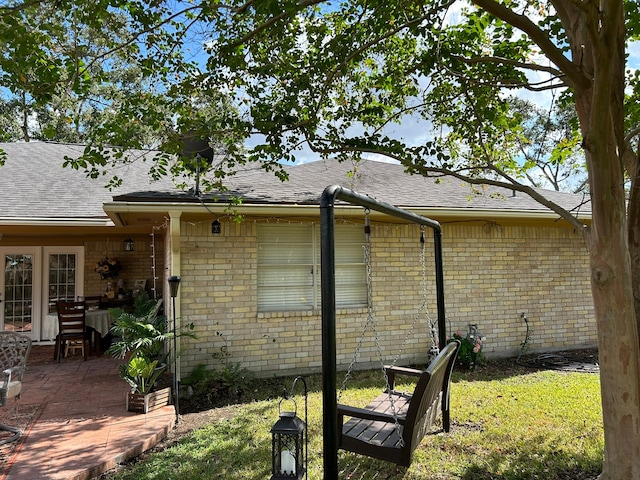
[
  {"x1": 337, "y1": 403, "x2": 407, "y2": 425},
  {"x1": 384, "y1": 365, "x2": 423, "y2": 390}
]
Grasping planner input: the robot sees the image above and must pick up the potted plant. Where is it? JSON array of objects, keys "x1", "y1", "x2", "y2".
[
  {"x1": 447, "y1": 325, "x2": 485, "y2": 370},
  {"x1": 121, "y1": 356, "x2": 172, "y2": 413},
  {"x1": 107, "y1": 293, "x2": 182, "y2": 413}
]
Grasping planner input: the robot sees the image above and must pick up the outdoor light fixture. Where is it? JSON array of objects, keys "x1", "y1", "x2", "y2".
[
  {"x1": 123, "y1": 238, "x2": 134, "y2": 251},
  {"x1": 211, "y1": 219, "x2": 221, "y2": 235},
  {"x1": 168, "y1": 275, "x2": 181, "y2": 425},
  {"x1": 271, "y1": 377, "x2": 307, "y2": 480},
  {"x1": 168, "y1": 275, "x2": 181, "y2": 299}
]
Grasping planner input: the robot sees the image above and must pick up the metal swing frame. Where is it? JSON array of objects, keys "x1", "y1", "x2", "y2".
[{"x1": 320, "y1": 185, "x2": 446, "y2": 479}]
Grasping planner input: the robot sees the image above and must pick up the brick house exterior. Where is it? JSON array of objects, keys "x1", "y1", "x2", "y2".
[
  {"x1": 0, "y1": 142, "x2": 594, "y2": 378},
  {"x1": 174, "y1": 211, "x2": 592, "y2": 378}
]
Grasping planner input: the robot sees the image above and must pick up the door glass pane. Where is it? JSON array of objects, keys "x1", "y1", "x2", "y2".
[
  {"x1": 3, "y1": 254, "x2": 34, "y2": 333},
  {"x1": 48, "y1": 253, "x2": 77, "y2": 313}
]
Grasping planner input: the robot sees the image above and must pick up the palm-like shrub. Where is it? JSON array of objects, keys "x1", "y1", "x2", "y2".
[{"x1": 107, "y1": 293, "x2": 193, "y2": 394}]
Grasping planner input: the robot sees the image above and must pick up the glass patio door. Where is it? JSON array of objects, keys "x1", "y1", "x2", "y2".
[
  {"x1": 0, "y1": 248, "x2": 40, "y2": 340},
  {"x1": 41, "y1": 247, "x2": 84, "y2": 341}
]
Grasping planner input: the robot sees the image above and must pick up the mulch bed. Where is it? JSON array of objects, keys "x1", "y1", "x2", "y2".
[{"x1": 517, "y1": 348, "x2": 599, "y2": 373}]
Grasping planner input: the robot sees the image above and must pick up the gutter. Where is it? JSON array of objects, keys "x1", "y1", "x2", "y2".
[{"x1": 103, "y1": 201, "x2": 592, "y2": 226}]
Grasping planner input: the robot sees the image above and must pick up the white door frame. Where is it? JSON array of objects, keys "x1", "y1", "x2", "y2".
[
  {"x1": 0, "y1": 247, "x2": 42, "y2": 341},
  {"x1": 41, "y1": 246, "x2": 85, "y2": 342}
]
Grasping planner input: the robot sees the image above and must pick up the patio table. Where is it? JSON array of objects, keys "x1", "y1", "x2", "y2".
[{"x1": 42, "y1": 309, "x2": 114, "y2": 341}]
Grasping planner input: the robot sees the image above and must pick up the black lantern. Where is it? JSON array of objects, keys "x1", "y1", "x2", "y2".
[
  {"x1": 271, "y1": 377, "x2": 307, "y2": 480},
  {"x1": 168, "y1": 275, "x2": 181, "y2": 425},
  {"x1": 123, "y1": 237, "x2": 134, "y2": 251},
  {"x1": 168, "y1": 275, "x2": 181, "y2": 299},
  {"x1": 211, "y1": 219, "x2": 221, "y2": 235}
]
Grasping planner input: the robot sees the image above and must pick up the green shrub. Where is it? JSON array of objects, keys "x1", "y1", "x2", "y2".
[
  {"x1": 448, "y1": 330, "x2": 485, "y2": 370},
  {"x1": 182, "y1": 363, "x2": 255, "y2": 410}
]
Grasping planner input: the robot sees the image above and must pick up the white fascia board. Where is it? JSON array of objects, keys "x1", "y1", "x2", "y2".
[
  {"x1": 0, "y1": 217, "x2": 115, "y2": 227},
  {"x1": 103, "y1": 201, "x2": 592, "y2": 225},
  {"x1": 103, "y1": 202, "x2": 323, "y2": 225},
  {"x1": 406, "y1": 207, "x2": 592, "y2": 222}
]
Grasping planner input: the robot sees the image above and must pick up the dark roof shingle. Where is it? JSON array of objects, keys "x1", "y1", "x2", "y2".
[{"x1": 0, "y1": 142, "x2": 591, "y2": 220}]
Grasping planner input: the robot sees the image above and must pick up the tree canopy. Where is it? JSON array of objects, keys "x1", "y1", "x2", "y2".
[
  {"x1": 3, "y1": 0, "x2": 628, "y2": 198},
  {"x1": 0, "y1": 0, "x2": 243, "y2": 188},
  {"x1": 2, "y1": 1, "x2": 640, "y2": 478}
]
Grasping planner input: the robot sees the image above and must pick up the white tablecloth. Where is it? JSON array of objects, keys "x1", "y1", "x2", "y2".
[
  {"x1": 42, "y1": 309, "x2": 114, "y2": 341},
  {"x1": 86, "y1": 309, "x2": 114, "y2": 336}
]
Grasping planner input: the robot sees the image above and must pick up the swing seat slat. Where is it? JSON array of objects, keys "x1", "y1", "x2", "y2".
[{"x1": 337, "y1": 340, "x2": 461, "y2": 467}]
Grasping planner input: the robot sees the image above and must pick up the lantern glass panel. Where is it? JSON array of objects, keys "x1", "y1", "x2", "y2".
[{"x1": 271, "y1": 412, "x2": 306, "y2": 479}]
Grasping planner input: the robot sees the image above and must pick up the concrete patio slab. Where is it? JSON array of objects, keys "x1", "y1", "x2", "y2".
[{"x1": 0, "y1": 346, "x2": 175, "y2": 480}]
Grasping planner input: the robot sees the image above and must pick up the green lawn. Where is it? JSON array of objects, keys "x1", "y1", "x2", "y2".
[{"x1": 105, "y1": 363, "x2": 603, "y2": 479}]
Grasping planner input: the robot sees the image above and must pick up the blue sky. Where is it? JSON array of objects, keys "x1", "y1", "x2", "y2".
[
  {"x1": 236, "y1": 7, "x2": 640, "y2": 167},
  {"x1": 629, "y1": 40, "x2": 640, "y2": 70}
]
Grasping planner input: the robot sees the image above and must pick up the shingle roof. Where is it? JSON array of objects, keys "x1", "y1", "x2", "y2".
[
  {"x1": 217, "y1": 159, "x2": 592, "y2": 216},
  {"x1": 0, "y1": 142, "x2": 175, "y2": 221},
  {"x1": 0, "y1": 142, "x2": 591, "y2": 221}
]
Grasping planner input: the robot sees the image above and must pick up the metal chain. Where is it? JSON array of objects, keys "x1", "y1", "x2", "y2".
[
  {"x1": 337, "y1": 211, "x2": 404, "y2": 446},
  {"x1": 336, "y1": 241, "x2": 373, "y2": 402},
  {"x1": 389, "y1": 226, "x2": 439, "y2": 367},
  {"x1": 420, "y1": 228, "x2": 440, "y2": 359},
  {"x1": 338, "y1": 214, "x2": 373, "y2": 401}
]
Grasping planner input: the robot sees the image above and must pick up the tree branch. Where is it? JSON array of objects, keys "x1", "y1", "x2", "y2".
[
  {"x1": 308, "y1": 137, "x2": 589, "y2": 230},
  {"x1": 76, "y1": 4, "x2": 202, "y2": 79},
  {"x1": 311, "y1": 0, "x2": 457, "y2": 121},
  {"x1": 626, "y1": 126, "x2": 640, "y2": 145},
  {"x1": 0, "y1": 0, "x2": 44, "y2": 15},
  {"x1": 224, "y1": 0, "x2": 327, "y2": 49},
  {"x1": 473, "y1": 0, "x2": 590, "y2": 90},
  {"x1": 453, "y1": 54, "x2": 564, "y2": 78}
]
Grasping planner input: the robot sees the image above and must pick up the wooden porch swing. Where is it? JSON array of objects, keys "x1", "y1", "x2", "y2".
[
  {"x1": 334, "y1": 209, "x2": 459, "y2": 467},
  {"x1": 320, "y1": 185, "x2": 454, "y2": 478},
  {"x1": 337, "y1": 340, "x2": 460, "y2": 466}
]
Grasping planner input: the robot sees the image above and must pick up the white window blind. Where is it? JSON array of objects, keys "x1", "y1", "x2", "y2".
[{"x1": 257, "y1": 223, "x2": 366, "y2": 311}]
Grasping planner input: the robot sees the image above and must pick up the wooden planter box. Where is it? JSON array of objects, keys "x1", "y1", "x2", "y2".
[{"x1": 126, "y1": 386, "x2": 172, "y2": 413}]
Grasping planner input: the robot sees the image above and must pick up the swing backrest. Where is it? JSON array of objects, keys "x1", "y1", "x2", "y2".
[{"x1": 402, "y1": 340, "x2": 460, "y2": 452}]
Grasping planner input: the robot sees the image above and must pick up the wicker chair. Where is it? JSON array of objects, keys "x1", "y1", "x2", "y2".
[{"x1": 0, "y1": 331, "x2": 32, "y2": 445}]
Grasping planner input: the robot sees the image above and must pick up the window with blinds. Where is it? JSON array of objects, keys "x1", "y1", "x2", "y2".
[{"x1": 257, "y1": 223, "x2": 366, "y2": 311}]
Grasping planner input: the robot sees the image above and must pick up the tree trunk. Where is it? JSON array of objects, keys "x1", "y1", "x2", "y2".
[
  {"x1": 587, "y1": 221, "x2": 640, "y2": 479},
  {"x1": 627, "y1": 167, "x2": 640, "y2": 337},
  {"x1": 560, "y1": 0, "x2": 640, "y2": 476},
  {"x1": 582, "y1": 84, "x2": 640, "y2": 479},
  {"x1": 582, "y1": 89, "x2": 640, "y2": 479}
]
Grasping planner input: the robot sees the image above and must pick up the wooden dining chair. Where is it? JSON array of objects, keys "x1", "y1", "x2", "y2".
[
  {"x1": 83, "y1": 295, "x2": 102, "y2": 310},
  {"x1": 55, "y1": 301, "x2": 90, "y2": 362}
]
